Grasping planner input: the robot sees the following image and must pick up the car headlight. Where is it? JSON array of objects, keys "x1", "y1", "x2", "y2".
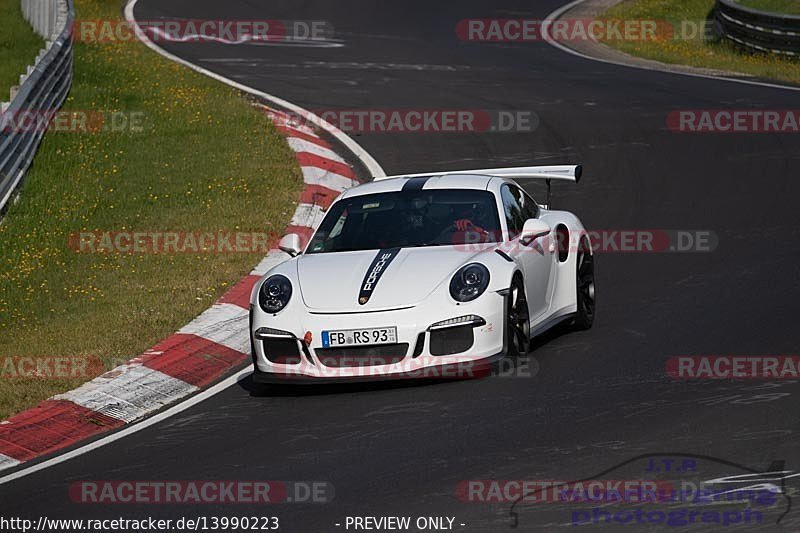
[
  {"x1": 258, "y1": 275, "x2": 293, "y2": 313},
  {"x1": 449, "y1": 263, "x2": 490, "y2": 302}
]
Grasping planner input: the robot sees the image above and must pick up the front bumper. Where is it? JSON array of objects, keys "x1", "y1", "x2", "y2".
[
  {"x1": 250, "y1": 290, "x2": 507, "y2": 381},
  {"x1": 251, "y1": 351, "x2": 505, "y2": 383}
]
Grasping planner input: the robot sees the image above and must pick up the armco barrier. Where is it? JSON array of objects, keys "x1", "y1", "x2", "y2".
[
  {"x1": 714, "y1": 0, "x2": 800, "y2": 56},
  {"x1": 0, "y1": 0, "x2": 74, "y2": 213}
]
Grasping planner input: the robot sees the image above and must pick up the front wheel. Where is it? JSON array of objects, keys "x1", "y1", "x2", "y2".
[
  {"x1": 506, "y1": 277, "x2": 530, "y2": 356},
  {"x1": 573, "y1": 237, "x2": 595, "y2": 330}
]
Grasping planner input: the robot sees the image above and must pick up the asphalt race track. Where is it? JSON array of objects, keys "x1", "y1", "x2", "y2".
[{"x1": 3, "y1": 0, "x2": 800, "y2": 531}]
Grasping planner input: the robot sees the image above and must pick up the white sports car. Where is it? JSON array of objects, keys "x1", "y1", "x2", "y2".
[{"x1": 249, "y1": 165, "x2": 594, "y2": 382}]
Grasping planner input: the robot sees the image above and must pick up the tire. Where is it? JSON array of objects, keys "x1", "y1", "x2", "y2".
[
  {"x1": 506, "y1": 276, "x2": 530, "y2": 356},
  {"x1": 573, "y1": 237, "x2": 595, "y2": 330}
]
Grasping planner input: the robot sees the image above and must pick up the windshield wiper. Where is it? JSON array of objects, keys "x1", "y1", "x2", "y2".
[{"x1": 408, "y1": 242, "x2": 445, "y2": 248}]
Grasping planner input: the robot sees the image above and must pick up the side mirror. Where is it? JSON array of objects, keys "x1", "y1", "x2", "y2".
[
  {"x1": 519, "y1": 219, "x2": 551, "y2": 245},
  {"x1": 278, "y1": 233, "x2": 302, "y2": 257}
]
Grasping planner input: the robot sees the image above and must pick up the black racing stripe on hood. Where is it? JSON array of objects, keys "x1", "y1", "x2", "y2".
[
  {"x1": 358, "y1": 247, "x2": 401, "y2": 305},
  {"x1": 401, "y1": 176, "x2": 430, "y2": 191}
]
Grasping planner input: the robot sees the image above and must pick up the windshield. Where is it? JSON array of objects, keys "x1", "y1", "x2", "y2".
[{"x1": 306, "y1": 189, "x2": 502, "y2": 253}]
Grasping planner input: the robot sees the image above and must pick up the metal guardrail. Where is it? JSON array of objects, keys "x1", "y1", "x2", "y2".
[
  {"x1": 713, "y1": 0, "x2": 800, "y2": 56},
  {"x1": 0, "y1": 0, "x2": 74, "y2": 214}
]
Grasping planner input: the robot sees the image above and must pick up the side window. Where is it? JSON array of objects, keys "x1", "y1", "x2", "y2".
[
  {"x1": 501, "y1": 185, "x2": 526, "y2": 239},
  {"x1": 309, "y1": 207, "x2": 349, "y2": 252},
  {"x1": 520, "y1": 190, "x2": 538, "y2": 221},
  {"x1": 328, "y1": 209, "x2": 348, "y2": 239}
]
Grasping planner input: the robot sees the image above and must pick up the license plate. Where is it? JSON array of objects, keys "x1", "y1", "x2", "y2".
[{"x1": 322, "y1": 327, "x2": 397, "y2": 348}]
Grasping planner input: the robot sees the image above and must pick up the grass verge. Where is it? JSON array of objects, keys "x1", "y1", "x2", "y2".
[
  {"x1": 0, "y1": 0, "x2": 303, "y2": 419},
  {"x1": 739, "y1": 0, "x2": 800, "y2": 15},
  {"x1": 0, "y1": 0, "x2": 45, "y2": 100},
  {"x1": 602, "y1": 0, "x2": 800, "y2": 85}
]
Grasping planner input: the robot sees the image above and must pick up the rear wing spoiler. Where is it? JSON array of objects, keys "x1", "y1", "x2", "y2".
[
  {"x1": 375, "y1": 164, "x2": 582, "y2": 208},
  {"x1": 376, "y1": 164, "x2": 582, "y2": 183}
]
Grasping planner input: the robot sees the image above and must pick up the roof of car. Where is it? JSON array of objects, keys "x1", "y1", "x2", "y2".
[{"x1": 340, "y1": 174, "x2": 496, "y2": 199}]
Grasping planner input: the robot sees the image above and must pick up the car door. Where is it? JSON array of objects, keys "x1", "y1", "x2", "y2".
[{"x1": 501, "y1": 184, "x2": 554, "y2": 321}]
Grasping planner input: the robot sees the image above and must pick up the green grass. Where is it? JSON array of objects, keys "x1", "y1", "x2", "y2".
[
  {"x1": 0, "y1": 0, "x2": 45, "y2": 100},
  {"x1": 0, "y1": 0, "x2": 303, "y2": 419},
  {"x1": 739, "y1": 0, "x2": 800, "y2": 14},
  {"x1": 602, "y1": 0, "x2": 800, "y2": 84}
]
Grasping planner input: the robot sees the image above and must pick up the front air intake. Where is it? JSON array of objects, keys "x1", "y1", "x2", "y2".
[{"x1": 316, "y1": 344, "x2": 409, "y2": 367}]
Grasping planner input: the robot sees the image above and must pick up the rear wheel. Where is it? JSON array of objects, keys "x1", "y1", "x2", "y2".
[
  {"x1": 506, "y1": 277, "x2": 530, "y2": 356},
  {"x1": 573, "y1": 237, "x2": 595, "y2": 330}
]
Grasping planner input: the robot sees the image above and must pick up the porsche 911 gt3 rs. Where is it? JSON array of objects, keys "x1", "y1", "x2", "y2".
[{"x1": 249, "y1": 165, "x2": 595, "y2": 381}]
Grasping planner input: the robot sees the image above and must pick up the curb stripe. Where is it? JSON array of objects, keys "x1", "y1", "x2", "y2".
[
  {"x1": 300, "y1": 166, "x2": 359, "y2": 192},
  {"x1": 144, "y1": 334, "x2": 248, "y2": 388},
  {"x1": 217, "y1": 274, "x2": 261, "y2": 309},
  {"x1": 276, "y1": 126, "x2": 331, "y2": 148},
  {"x1": 273, "y1": 121, "x2": 318, "y2": 138},
  {"x1": 0, "y1": 401, "x2": 125, "y2": 461},
  {"x1": 261, "y1": 108, "x2": 320, "y2": 135},
  {"x1": 178, "y1": 303, "x2": 250, "y2": 354},
  {"x1": 275, "y1": 121, "x2": 322, "y2": 139},
  {"x1": 290, "y1": 202, "x2": 328, "y2": 229},
  {"x1": 54, "y1": 366, "x2": 198, "y2": 424},
  {"x1": 295, "y1": 152, "x2": 357, "y2": 180},
  {"x1": 0, "y1": 454, "x2": 20, "y2": 469},
  {"x1": 287, "y1": 138, "x2": 345, "y2": 162},
  {"x1": 299, "y1": 184, "x2": 341, "y2": 209}
]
